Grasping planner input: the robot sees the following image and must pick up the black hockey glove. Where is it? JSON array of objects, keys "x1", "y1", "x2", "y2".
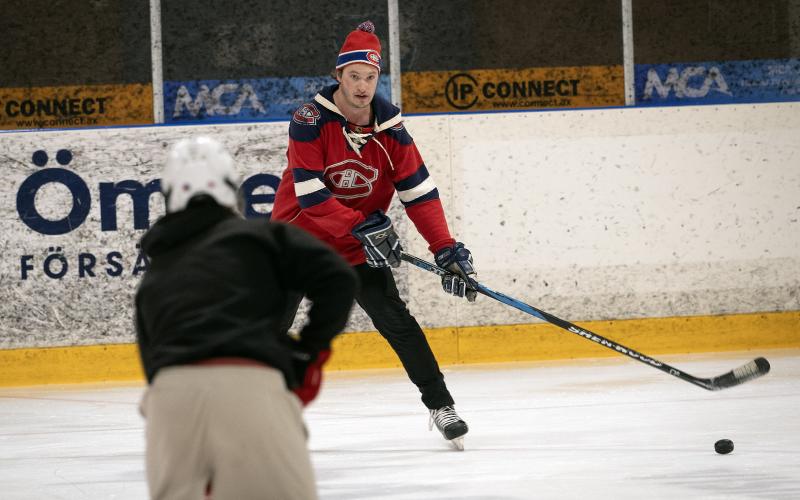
[
  {"x1": 351, "y1": 210, "x2": 403, "y2": 268},
  {"x1": 434, "y1": 242, "x2": 477, "y2": 302}
]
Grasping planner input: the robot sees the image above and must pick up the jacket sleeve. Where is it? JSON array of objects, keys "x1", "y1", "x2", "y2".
[
  {"x1": 271, "y1": 222, "x2": 358, "y2": 351},
  {"x1": 134, "y1": 293, "x2": 154, "y2": 384}
]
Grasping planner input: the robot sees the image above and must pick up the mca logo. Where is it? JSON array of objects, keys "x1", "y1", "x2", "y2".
[
  {"x1": 324, "y1": 159, "x2": 378, "y2": 199},
  {"x1": 293, "y1": 103, "x2": 321, "y2": 125},
  {"x1": 642, "y1": 66, "x2": 732, "y2": 100}
]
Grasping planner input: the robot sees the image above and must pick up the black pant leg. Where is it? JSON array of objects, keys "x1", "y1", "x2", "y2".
[{"x1": 354, "y1": 264, "x2": 454, "y2": 409}]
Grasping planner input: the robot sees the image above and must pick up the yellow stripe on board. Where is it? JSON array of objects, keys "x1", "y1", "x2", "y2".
[
  {"x1": 1, "y1": 311, "x2": 798, "y2": 387},
  {"x1": 402, "y1": 65, "x2": 625, "y2": 114},
  {"x1": 0, "y1": 344, "x2": 144, "y2": 387}
]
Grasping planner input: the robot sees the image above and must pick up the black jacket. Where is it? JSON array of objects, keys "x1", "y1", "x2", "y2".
[{"x1": 135, "y1": 202, "x2": 357, "y2": 386}]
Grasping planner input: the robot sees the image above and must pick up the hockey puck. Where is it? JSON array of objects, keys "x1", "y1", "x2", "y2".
[{"x1": 714, "y1": 439, "x2": 734, "y2": 454}]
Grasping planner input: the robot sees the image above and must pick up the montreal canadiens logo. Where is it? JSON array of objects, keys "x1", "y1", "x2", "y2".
[
  {"x1": 293, "y1": 103, "x2": 321, "y2": 125},
  {"x1": 324, "y1": 159, "x2": 379, "y2": 199},
  {"x1": 367, "y1": 50, "x2": 381, "y2": 65}
]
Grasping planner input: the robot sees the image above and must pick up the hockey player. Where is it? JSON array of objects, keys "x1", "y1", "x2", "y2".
[
  {"x1": 136, "y1": 137, "x2": 357, "y2": 499},
  {"x1": 272, "y1": 21, "x2": 477, "y2": 450}
]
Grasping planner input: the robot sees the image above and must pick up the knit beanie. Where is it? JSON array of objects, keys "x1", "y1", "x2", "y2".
[{"x1": 336, "y1": 21, "x2": 382, "y2": 72}]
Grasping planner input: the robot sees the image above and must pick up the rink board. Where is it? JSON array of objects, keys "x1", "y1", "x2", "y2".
[
  {"x1": 1, "y1": 310, "x2": 797, "y2": 386},
  {"x1": 1, "y1": 101, "x2": 798, "y2": 385}
]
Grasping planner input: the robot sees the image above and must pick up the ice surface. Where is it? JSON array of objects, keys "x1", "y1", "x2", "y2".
[{"x1": 1, "y1": 350, "x2": 798, "y2": 499}]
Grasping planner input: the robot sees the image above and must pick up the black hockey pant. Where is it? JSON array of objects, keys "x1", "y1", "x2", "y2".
[{"x1": 282, "y1": 264, "x2": 454, "y2": 410}]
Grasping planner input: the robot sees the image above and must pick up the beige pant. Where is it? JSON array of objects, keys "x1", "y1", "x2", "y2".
[{"x1": 141, "y1": 364, "x2": 318, "y2": 500}]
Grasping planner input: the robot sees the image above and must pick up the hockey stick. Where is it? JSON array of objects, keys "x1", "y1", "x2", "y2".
[{"x1": 400, "y1": 252, "x2": 770, "y2": 391}]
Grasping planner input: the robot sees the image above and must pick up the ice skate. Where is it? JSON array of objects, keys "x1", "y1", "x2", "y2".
[{"x1": 429, "y1": 406, "x2": 468, "y2": 451}]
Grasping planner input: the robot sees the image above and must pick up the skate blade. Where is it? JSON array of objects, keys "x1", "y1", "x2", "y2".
[{"x1": 450, "y1": 436, "x2": 465, "y2": 451}]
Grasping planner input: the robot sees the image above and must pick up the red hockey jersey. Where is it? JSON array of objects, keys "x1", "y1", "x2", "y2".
[{"x1": 272, "y1": 85, "x2": 455, "y2": 265}]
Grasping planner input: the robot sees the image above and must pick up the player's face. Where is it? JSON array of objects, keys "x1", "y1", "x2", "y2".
[{"x1": 337, "y1": 64, "x2": 380, "y2": 109}]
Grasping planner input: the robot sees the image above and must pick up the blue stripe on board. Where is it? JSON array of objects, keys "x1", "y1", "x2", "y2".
[
  {"x1": 164, "y1": 76, "x2": 392, "y2": 123},
  {"x1": 635, "y1": 58, "x2": 800, "y2": 106}
]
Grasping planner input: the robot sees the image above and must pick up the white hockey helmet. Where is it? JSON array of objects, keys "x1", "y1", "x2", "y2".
[{"x1": 161, "y1": 136, "x2": 239, "y2": 213}]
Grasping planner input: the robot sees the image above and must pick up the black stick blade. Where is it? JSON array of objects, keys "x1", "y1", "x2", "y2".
[{"x1": 710, "y1": 357, "x2": 771, "y2": 390}]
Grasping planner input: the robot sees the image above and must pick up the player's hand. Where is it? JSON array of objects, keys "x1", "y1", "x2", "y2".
[
  {"x1": 291, "y1": 347, "x2": 331, "y2": 406},
  {"x1": 434, "y1": 242, "x2": 477, "y2": 302},
  {"x1": 351, "y1": 210, "x2": 403, "y2": 268}
]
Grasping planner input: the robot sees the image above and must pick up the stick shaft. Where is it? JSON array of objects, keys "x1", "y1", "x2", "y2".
[{"x1": 400, "y1": 252, "x2": 769, "y2": 391}]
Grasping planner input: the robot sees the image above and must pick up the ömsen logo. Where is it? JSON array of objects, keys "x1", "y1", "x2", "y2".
[
  {"x1": 16, "y1": 148, "x2": 281, "y2": 235},
  {"x1": 324, "y1": 159, "x2": 378, "y2": 199},
  {"x1": 293, "y1": 103, "x2": 321, "y2": 125}
]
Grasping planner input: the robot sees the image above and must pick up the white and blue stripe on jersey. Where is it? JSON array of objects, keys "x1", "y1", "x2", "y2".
[
  {"x1": 293, "y1": 168, "x2": 331, "y2": 208},
  {"x1": 394, "y1": 165, "x2": 440, "y2": 208}
]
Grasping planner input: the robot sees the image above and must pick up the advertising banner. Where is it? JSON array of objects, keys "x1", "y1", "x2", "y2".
[
  {"x1": 0, "y1": 124, "x2": 287, "y2": 348},
  {"x1": 635, "y1": 58, "x2": 800, "y2": 106},
  {"x1": 165, "y1": 77, "x2": 393, "y2": 123},
  {"x1": 401, "y1": 65, "x2": 624, "y2": 114},
  {"x1": 3, "y1": 103, "x2": 797, "y2": 351},
  {"x1": 0, "y1": 84, "x2": 153, "y2": 130}
]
